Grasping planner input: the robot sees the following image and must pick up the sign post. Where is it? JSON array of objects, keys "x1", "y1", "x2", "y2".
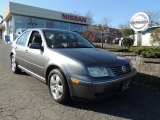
[{"x1": 130, "y1": 12, "x2": 150, "y2": 46}]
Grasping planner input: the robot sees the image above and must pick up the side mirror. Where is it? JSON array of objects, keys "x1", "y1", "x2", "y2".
[{"x1": 29, "y1": 43, "x2": 42, "y2": 50}]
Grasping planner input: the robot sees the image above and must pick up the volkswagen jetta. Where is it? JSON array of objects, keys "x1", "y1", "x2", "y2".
[{"x1": 10, "y1": 28, "x2": 137, "y2": 104}]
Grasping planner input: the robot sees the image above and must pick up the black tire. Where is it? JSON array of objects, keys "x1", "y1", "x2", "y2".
[
  {"x1": 11, "y1": 55, "x2": 21, "y2": 74},
  {"x1": 48, "y1": 69, "x2": 70, "y2": 104}
]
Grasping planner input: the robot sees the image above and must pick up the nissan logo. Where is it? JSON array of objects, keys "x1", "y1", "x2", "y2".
[{"x1": 130, "y1": 12, "x2": 149, "y2": 32}]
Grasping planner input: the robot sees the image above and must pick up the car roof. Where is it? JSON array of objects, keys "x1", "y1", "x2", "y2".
[{"x1": 25, "y1": 28, "x2": 74, "y2": 33}]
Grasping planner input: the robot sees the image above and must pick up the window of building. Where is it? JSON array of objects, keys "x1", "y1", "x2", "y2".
[
  {"x1": 26, "y1": 17, "x2": 33, "y2": 28},
  {"x1": 75, "y1": 24, "x2": 82, "y2": 32},
  {"x1": 53, "y1": 21, "x2": 61, "y2": 29},
  {"x1": 70, "y1": 23, "x2": 76, "y2": 31},
  {"x1": 70, "y1": 23, "x2": 87, "y2": 32},
  {"x1": 14, "y1": 15, "x2": 45, "y2": 31},
  {"x1": 59, "y1": 22, "x2": 69, "y2": 30},
  {"x1": 46, "y1": 20, "x2": 69, "y2": 30},
  {"x1": 46, "y1": 20, "x2": 54, "y2": 28},
  {"x1": 82, "y1": 26, "x2": 87, "y2": 31},
  {"x1": 26, "y1": 17, "x2": 45, "y2": 29},
  {"x1": 31, "y1": 18, "x2": 45, "y2": 28},
  {"x1": 14, "y1": 15, "x2": 88, "y2": 33},
  {"x1": 14, "y1": 16, "x2": 26, "y2": 31}
]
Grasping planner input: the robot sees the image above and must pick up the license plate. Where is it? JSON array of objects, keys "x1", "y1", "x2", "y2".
[{"x1": 121, "y1": 80, "x2": 131, "y2": 91}]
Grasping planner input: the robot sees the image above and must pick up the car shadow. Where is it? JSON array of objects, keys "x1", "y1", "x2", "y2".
[
  {"x1": 18, "y1": 71, "x2": 30, "y2": 76},
  {"x1": 135, "y1": 73, "x2": 160, "y2": 91},
  {"x1": 65, "y1": 83, "x2": 160, "y2": 120}
]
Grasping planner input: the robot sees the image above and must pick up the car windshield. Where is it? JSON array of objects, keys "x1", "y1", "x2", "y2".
[{"x1": 43, "y1": 30, "x2": 95, "y2": 48}]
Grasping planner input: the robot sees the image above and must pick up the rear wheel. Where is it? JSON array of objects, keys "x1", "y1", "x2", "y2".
[
  {"x1": 48, "y1": 69, "x2": 70, "y2": 104},
  {"x1": 11, "y1": 55, "x2": 21, "y2": 74}
]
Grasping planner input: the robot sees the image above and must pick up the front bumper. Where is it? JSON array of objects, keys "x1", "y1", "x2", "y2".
[{"x1": 69, "y1": 69, "x2": 137, "y2": 100}]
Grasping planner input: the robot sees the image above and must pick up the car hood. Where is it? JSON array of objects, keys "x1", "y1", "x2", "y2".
[{"x1": 54, "y1": 48, "x2": 128, "y2": 67}]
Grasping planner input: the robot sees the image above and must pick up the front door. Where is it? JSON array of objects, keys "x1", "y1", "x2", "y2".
[{"x1": 24, "y1": 31, "x2": 45, "y2": 77}]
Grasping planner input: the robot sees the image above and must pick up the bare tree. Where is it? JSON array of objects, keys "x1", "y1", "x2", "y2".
[
  {"x1": 146, "y1": 11, "x2": 160, "y2": 26},
  {"x1": 119, "y1": 22, "x2": 130, "y2": 29},
  {"x1": 101, "y1": 17, "x2": 112, "y2": 27},
  {"x1": 70, "y1": 10, "x2": 94, "y2": 24},
  {"x1": 70, "y1": 11, "x2": 81, "y2": 16},
  {"x1": 85, "y1": 10, "x2": 94, "y2": 24}
]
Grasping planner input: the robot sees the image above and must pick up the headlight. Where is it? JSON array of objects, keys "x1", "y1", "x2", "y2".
[
  {"x1": 117, "y1": 56, "x2": 127, "y2": 60},
  {"x1": 87, "y1": 67, "x2": 109, "y2": 77}
]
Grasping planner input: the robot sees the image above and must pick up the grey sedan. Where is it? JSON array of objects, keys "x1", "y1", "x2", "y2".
[{"x1": 10, "y1": 28, "x2": 137, "y2": 104}]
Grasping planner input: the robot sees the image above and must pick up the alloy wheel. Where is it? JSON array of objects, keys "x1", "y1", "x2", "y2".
[
  {"x1": 11, "y1": 55, "x2": 16, "y2": 72},
  {"x1": 50, "y1": 74, "x2": 63, "y2": 100}
]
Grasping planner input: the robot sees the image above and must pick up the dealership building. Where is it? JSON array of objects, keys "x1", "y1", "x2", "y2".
[{"x1": 0, "y1": 2, "x2": 91, "y2": 41}]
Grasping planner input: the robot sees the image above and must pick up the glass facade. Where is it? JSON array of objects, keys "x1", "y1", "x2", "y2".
[
  {"x1": 46, "y1": 20, "x2": 69, "y2": 30},
  {"x1": 46, "y1": 20, "x2": 87, "y2": 32},
  {"x1": 13, "y1": 15, "x2": 87, "y2": 33},
  {"x1": 14, "y1": 15, "x2": 45, "y2": 31},
  {"x1": 14, "y1": 16, "x2": 26, "y2": 30},
  {"x1": 70, "y1": 23, "x2": 87, "y2": 32}
]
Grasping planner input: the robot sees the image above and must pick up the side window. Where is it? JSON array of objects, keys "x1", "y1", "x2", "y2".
[
  {"x1": 28, "y1": 31, "x2": 42, "y2": 46},
  {"x1": 16, "y1": 31, "x2": 30, "y2": 46}
]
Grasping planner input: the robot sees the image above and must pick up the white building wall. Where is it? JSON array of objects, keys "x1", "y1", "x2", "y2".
[
  {"x1": 134, "y1": 26, "x2": 160, "y2": 46},
  {"x1": 133, "y1": 33, "x2": 138, "y2": 46},
  {"x1": 134, "y1": 32, "x2": 153, "y2": 46},
  {"x1": 141, "y1": 32, "x2": 152, "y2": 46}
]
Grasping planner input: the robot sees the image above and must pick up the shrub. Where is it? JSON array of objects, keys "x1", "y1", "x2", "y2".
[
  {"x1": 109, "y1": 46, "x2": 160, "y2": 58},
  {"x1": 140, "y1": 47, "x2": 160, "y2": 58},
  {"x1": 94, "y1": 44, "x2": 101, "y2": 48},
  {"x1": 109, "y1": 47, "x2": 130, "y2": 52},
  {"x1": 129, "y1": 46, "x2": 160, "y2": 58},
  {"x1": 129, "y1": 47, "x2": 147, "y2": 55},
  {"x1": 141, "y1": 51, "x2": 156, "y2": 58},
  {"x1": 121, "y1": 38, "x2": 134, "y2": 47}
]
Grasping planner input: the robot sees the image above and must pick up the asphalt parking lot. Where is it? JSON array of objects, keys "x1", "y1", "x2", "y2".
[{"x1": 0, "y1": 42, "x2": 160, "y2": 120}]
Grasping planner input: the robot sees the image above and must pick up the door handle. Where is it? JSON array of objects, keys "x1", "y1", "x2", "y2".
[{"x1": 25, "y1": 50, "x2": 28, "y2": 53}]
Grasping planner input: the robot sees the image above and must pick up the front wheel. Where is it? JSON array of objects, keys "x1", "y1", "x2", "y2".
[
  {"x1": 11, "y1": 55, "x2": 21, "y2": 74},
  {"x1": 48, "y1": 69, "x2": 70, "y2": 104}
]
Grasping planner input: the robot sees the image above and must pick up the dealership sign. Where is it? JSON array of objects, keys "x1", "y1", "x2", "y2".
[
  {"x1": 130, "y1": 12, "x2": 150, "y2": 31},
  {"x1": 62, "y1": 14, "x2": 86, "y2": 23}
]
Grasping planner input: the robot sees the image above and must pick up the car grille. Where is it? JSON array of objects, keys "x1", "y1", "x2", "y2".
[{"x1": 111, "y1": 64, "x2": 131, "y2": 76}]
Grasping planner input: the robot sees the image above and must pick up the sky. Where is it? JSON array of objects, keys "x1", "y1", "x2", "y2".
[{"x1": 0, "y1": 0, "x2": 160, "y2": 28}]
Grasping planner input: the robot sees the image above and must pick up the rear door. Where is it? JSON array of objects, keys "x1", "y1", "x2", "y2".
[{"x1": 15, "y1": 31, "x2": 31, "y2": 68}]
